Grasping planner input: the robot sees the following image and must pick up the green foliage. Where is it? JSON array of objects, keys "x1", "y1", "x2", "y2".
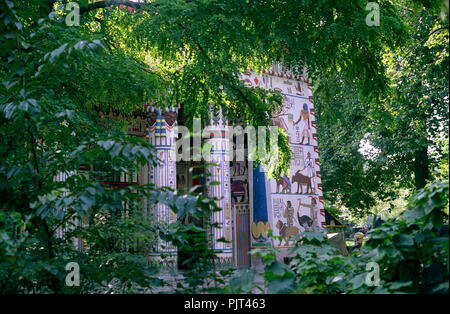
[
  {"x1": 315, "y1": 0, "x2": 448, "y2": 220},
  {"x1": 355, "y1": 181, "x2": 449, "y2": 293},
  {"x1": 230, "y1": 181, "x2": 449, "y2": 294},
  {"x1": 1, "y1": 0, "x2": 448, "y2": 295},
  {"x1": 315, "y1": 76, "x2": 392, "y2": 218},
  {"x1": 155, "y1": 164, "x2": 237, "y2": 293},
  {"x1": 370, "y1": 2, "x2": 449, "y2": 189},
  {"x1": 74, "y1": 0, "x2": 408, "y2": 178},
  {"x1": 0, "y1": 0, "x2": 166, "y2": 293}
]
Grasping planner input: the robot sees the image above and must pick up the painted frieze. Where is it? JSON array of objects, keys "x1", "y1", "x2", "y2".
[{"x1": 242, "y1": 65, "x2": 326, "y2": 249}]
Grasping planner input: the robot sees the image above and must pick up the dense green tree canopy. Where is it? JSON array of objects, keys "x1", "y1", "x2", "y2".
[
  {"x1": 314, "y1": 0, "x2": 448, "y2": 220},
  {"x1": 2, "y1": 0, "x2": 413, "y2": 179},
  {"x1": 0, "y1": 0, "x2": 448, "y2": 294}
]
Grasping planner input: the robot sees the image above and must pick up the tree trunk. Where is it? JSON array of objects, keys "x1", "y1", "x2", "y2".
[{"x1": 414, "y1": 147, "x2": 429, "y2": 189}]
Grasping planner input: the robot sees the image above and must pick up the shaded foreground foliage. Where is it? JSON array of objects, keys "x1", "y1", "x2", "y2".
[
  {"x1": 230, "y1": 181, "x2": 449, "y2": 294},
  {"x1": 0, "y1": 0, "x2": 448, "y2": 294}
]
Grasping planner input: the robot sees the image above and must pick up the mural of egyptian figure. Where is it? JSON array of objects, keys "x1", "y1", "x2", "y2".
[
  {"x1": 297, "y1": 197, "x2": 319, "y2": 231},
  {"x1": 304, "y1": 152, "x2": 315, "y2": 192},
  {"x1": 276, "y1": 219, "x2": 299, "y2": 246},
  {"x1": 291, "y1": 170, "x2": 312, "y2": 194},
  {"x1": 283, "y1": 200, "x2": 295, "y2": 227},
  {"x1": 277, "y1": 199, "x2": 300, "y2": 246},
  {"x1": 294, "y1": 103, "x2": 310, "y2": 145},
  {"x1": 291, "y1": 152, "x2": 315, "y2": 194},
  {"x1": 240, "y1": 69, "x2": 327, "y2": 252},
  {"x1": 276, "y1": 174, "x2": 292, "y2": 194}
]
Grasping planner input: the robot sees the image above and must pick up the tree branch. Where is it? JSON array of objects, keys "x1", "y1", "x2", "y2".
[
  {"x1": 80, "y1": 0, "x2": 196, "y2": 15},
  {"x1": 80, "y1": 0, "x2": 143, "y2": 14}
]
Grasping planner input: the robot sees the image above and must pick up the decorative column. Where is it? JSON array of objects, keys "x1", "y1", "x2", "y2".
[
  {"x1": 250, "y1": 163, "x2": 271, "y2": 248},
  {"x1": 145, "y1": 105, "x2": 178, "y2": 265},
  {"x1": 231, "y1": 160, "x2": 250, "y2": 267},
  {"x1": 205, "y1": 108, "x2": 233, "y2": 266}
]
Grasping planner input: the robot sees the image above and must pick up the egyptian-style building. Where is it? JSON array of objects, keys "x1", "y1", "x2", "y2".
[{"x1": 125, "y1": 65, "x2": 326, "y2": 268}]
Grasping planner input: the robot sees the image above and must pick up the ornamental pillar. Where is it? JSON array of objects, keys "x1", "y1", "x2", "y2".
[
  {"x1": 204, "y1": 108, "x2": 233, "y2": 266},
  {"x1": 145, "y1": 105, "x2": 178, "y2": 265}
]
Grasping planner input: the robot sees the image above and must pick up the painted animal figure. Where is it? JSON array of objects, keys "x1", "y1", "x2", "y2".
[
  {"x1": 276, "y1": 220, "x2": 299, "y2": 246},
  {"x1": 292, "y1": 170, "x2": 313, "y2": 194},
  {"x1": 276, "y1": 175, "x2": 291, "y2": 194},
  {"x1": 297, "y1": 213, "x2": 314, "y2": 231}
]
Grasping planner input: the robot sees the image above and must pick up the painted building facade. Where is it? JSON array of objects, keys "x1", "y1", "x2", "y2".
[
  {"x1": 244, "y1": 67, "x2": 326, "y2": 265},
  {"x1": 129, "y1": 66, "x2": 326, "y2": 267}
]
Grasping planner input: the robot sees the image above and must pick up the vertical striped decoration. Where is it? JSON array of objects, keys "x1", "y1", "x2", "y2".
[
  {"x1": 235, "y1": 205, "x2": 250, "y2": 266},
  {"x1": 146, "y1": 104, "x2": 178, "y2": 262},
  {"x1": 231, "y1": 161, "x2": 250, "y2": 267},
  {"x1": 206, "y1": 108, "x2": 233, "y2": 263}
]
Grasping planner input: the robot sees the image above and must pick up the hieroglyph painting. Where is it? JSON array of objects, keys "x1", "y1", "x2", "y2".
[{"x1": 243, "y1": 65, "x2": 326, "y2": 248}]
